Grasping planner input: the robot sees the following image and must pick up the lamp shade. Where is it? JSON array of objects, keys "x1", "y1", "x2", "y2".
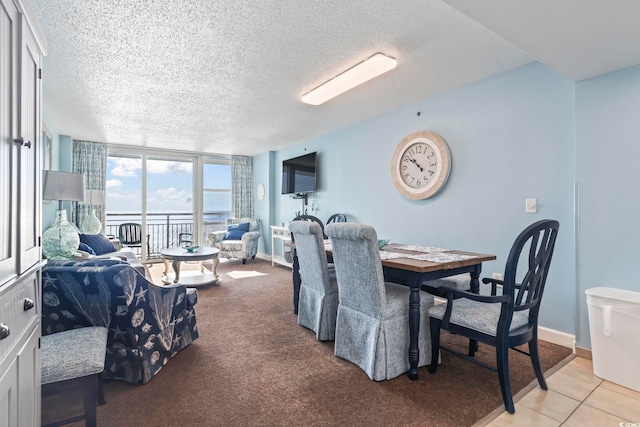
[
  {"x1": 43, "y1": 171, "x2": 86, "y2": 202},
  {"x1": 83, "y1": 189, "x2": 105, "y2": 205}
]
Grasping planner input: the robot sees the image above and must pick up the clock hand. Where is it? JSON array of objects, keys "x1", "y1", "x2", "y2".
[{"x1": 408, "y1": 158, "x2": 424, "y2": 172}]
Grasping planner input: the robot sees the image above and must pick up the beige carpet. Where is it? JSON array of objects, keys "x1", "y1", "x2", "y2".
[{"x1": 42, "y1": 258, "x2": 572, "y2": 426}]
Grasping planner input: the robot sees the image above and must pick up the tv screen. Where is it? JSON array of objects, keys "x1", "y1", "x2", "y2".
[{"x1": 282, "y1": 152, "x2": 317, "y2": 195}]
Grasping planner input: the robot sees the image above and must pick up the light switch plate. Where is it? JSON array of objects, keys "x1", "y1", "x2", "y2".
[{"x1": 526, "y1": 198, "x2": 537, "y2": 213}]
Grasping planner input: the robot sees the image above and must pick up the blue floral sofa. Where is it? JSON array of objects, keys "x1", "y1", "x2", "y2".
[{"x1": 42, "y1": 258, "x2": 199, "y2": 384}]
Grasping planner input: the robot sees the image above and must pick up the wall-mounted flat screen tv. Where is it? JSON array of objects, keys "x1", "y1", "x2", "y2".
[{"x1": 282, "y1": 152, "x2": 317, "y2": 195}]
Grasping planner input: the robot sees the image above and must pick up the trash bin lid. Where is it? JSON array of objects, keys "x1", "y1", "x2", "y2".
[{"x1": 585, "y1": 287, "x2": 640, "y2": 304}]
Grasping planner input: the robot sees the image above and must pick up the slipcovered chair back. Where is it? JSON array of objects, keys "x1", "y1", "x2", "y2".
[
  {"x1": 288, "y1": 220, "x2": 338, "y2": 341},
  {"x1": 326, "y1": 223, "x2": 385, "y2": 316},
  {"x1": 327, "y1": 222, "x2": 435, "y2": 381}
]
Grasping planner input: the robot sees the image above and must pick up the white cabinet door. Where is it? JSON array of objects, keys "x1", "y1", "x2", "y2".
[
  {"x1": 0, "y1": 357, "x2": 18, "y2": 427},
  {"x1": 17, "y1": 14, "x2": 42, "y2": 273},
  {"x1": 17, "y1": 326, "x2": 40, "y2": 427},
  {"x1": 0, "y1": 0, "x2": 19, "y2": 285}
]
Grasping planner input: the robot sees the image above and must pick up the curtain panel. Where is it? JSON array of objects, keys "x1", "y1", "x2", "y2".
[
  {"x1": 71, "y1": 140, "x2": 108, "y2": 228},
  {"x1": 231, "y1": 156, "x2": 254, "y2": 218}
]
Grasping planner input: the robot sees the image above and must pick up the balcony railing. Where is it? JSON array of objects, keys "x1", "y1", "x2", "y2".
[{"x1": 105, "y1": 211, "x2": 230, "y2": 259}]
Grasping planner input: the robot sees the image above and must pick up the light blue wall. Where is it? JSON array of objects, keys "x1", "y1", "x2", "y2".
[
  {"x1": 42, "y1": 113, "x2": 59, "y2": 228},
  {"x1": 256, "y1": 62, "x2": 577, "y2": 337},
  {"x1": 253, "y1": 151, "x2": 276, "y2": 254},
  {"x1": 575, "y1": 64, "x2": 640, "y2": 348},
  {"x1": 42, "y1": 110, "x2": 74, "y2": 229}
]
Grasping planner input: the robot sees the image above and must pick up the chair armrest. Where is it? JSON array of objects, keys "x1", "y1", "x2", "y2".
[
  {"x1": 208, "y1": 230, "x2": 226, "y2": 244},
  {"x1": 482, "y1": 277, "x2": 503, "y2": 295},
  {"x1": 437, "y1": 286, "x2": 510, "y2": 304},
  {"x1": 241, "y1": 230, "x2": 261, "y2": 243},
  {"x1": 109, "y1": 238, "x2": 121, "y2": 251}
]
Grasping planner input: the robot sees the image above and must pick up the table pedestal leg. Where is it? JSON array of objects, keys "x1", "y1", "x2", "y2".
[
  {"x1": 162, "y1": 257, "x2": 170, "y2": 276},
  {"x1": 211, "y1": 256, "x2": 219, "y2": 281},
  {"x1": 172, "y1": 259, "x2": 182, "y2": 283},
  {"x1": 408, "y1": 273, "x2": 421, "y2": 380}
]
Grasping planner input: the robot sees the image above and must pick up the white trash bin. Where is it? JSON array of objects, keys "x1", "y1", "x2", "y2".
[{"x1": 585, "y1": 287, "x2": 640, "y2": 392}]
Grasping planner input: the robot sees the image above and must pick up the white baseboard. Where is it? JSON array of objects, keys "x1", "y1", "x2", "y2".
[
  {"x1": 255, "y1": 253, "x2": 271, "y2": 262},
  {"x1": 538, "y1": 326, "x2": 575, "y2": 352}
]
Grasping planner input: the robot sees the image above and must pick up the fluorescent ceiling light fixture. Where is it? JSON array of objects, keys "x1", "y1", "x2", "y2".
[{"x1": 301, "y1": 53, "x2": 397, "y2": 105}]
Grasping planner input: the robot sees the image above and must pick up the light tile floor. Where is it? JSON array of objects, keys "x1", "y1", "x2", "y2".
[{"x1": 479, "y1": 357, "x2": 640, "y2": 426}]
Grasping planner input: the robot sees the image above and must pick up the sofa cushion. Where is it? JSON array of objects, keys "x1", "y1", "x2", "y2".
[
  {"x1": 78, "y1": 242, "x2": 97, "y2": 255},
  {"x1": 224, "y1": 222, "x2": 250, "y2": 240},
  {"x1": 79, "y1": 233, "x2": 118, "y2": 255}
]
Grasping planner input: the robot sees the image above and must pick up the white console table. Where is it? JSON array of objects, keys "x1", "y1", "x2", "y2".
[{"x1": 271, "y1": 226, "x2": 293, "y2": 268}]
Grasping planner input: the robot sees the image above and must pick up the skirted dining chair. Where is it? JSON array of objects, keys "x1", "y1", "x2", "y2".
[
  {"x1": 326, "y1": 222, "x2": 436, "y2": 381},
  {"x1": 288, "y1": 221, "x2": 338, "y2": 341},
  {"x1": 428, "y1": 219, "x2": 559, "y2": 413}
]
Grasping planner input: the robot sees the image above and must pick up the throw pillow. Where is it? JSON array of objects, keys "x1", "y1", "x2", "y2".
[
  {"x1": 223, "y1": 222, "x2": 250, "y2": 240},
  {"x1": 78, "y1": 242, "x2": 97, "y2": 255},
  {"x1": 79, "y1": 233, "x2": 117, "y2": 255}
]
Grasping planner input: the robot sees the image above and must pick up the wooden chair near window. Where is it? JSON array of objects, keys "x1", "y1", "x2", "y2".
[
  {"x1": 117, "y1": 222, "x2": 150, "y2": 255},
  {"x1": 179, "y1": 232, "x2": 193, "y2": 247}
]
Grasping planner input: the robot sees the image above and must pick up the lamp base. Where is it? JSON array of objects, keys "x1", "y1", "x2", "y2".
[
  {"x1": 80, "y1": 208, "x2": 102, "y2": 234},
  {"x1": 42, "y1": 209, "x2": 80, "y2": 260}
]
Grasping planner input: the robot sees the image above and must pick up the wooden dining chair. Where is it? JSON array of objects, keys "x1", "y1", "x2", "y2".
[
  {"x1": 326, "y1": 213, "x2": 347, "y2": 224},
  {"x1": 292, "y1": 214, "x2": 326, "y2": 238},
  {"x1": 428, "y1": 219, "x2": 559, "y2": 413}
]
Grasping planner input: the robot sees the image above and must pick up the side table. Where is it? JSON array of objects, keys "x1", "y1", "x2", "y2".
[{"x1": 271, "y1": 226, "x2": 293, "y2": 268}]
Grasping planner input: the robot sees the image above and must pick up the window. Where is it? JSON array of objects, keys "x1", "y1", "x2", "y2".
[
  {"x1": 104, "y1": 149, "x2": 231, "y2": 261},
  {"x1": 203, "y1": 158, "x2": 231, "y2": 241}
]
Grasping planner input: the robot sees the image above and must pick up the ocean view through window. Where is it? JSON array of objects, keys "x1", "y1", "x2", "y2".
[{"x1": 105, "y1": 151, "x2": 231, "y2": 260}]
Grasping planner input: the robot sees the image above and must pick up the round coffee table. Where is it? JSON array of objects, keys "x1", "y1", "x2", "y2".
[{"x1": 159, "y1": 247, "x2": 221, "y2": 286}]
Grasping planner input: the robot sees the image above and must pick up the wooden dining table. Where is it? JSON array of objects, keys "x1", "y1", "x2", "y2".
[{"x1": 289, "y1": 241, "x2": 496, "y2": 380}]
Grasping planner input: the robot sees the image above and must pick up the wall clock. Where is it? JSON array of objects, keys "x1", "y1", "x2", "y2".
[{"x1": 390, "y1": 130, "x2": 451, "y2": 200}]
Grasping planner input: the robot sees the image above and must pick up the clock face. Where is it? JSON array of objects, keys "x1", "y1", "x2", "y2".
[{"x1": 391, "y1": 131, "x2": 451, "y2": 200}]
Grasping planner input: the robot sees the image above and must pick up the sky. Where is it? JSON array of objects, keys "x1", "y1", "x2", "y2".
[{"x1": 105, "y1": 156, "x2": 231, "y2": 215}]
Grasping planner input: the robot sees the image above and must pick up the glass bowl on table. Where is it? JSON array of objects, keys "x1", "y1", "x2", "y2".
[{"x1": 377, "y1": 239, "x2": 389, "y2": 250}]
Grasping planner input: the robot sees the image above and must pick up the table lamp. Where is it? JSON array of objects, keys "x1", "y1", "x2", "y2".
[
  {"x1": 42, "y1": 171, "x2": 85, "y2": 259},
  {"x1": 80, "y1": 189, "x2": 105, "y2": 234}
]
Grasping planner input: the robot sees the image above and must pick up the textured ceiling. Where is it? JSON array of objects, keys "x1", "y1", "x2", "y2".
[{"x1": 32, "y1": 1, "x2": 640, "y2": 157}]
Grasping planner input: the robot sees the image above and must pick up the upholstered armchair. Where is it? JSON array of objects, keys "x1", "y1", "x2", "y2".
[
  {"x1": 42, "y1": 258, "x2": 199, "y2": 384},
  {"x1": 208, "y1": 218, "x2": 261, "y2": 264}
]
